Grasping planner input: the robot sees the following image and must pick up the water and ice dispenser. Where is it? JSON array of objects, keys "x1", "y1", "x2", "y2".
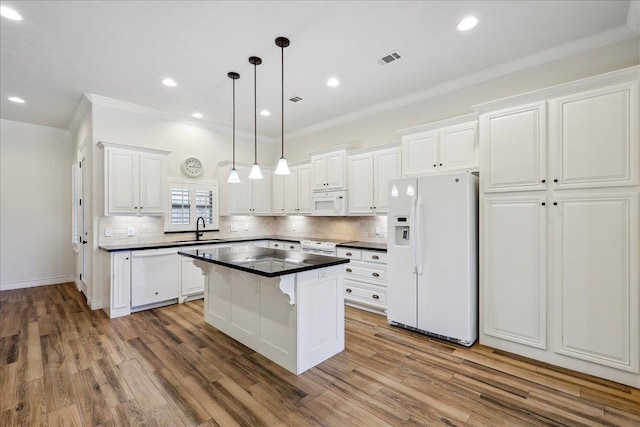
[{"x1": 393, "y1": 216, "x2": 411, "y2": 246}]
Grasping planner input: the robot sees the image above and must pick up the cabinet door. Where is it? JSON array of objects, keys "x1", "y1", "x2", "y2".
[
  {"x1": 272, "y1": 173, "x2": 286, "y2": 215},
  {"x1": 251, "y1": 172, "x2": 272, "y2": 215},
  {"x1": 402, "y1": 130, "x2": 437, "y2": 177},
  {"x1": 439, "y1": 121, "x2": 478, "y2": 172},
  {"x1": 481, "y1": 102, "x2": 546, "y2": 193},
  {"x1": 297, "y1": 164, "x2": 312, "y2": 214},
  {"x1": 284, "y1": 168, "x2": 299, "y2": 214},
  {"x1": 181, "y1": 254, "x2": 205, "y2": 297},
  {"x1": 229, "y1": 167, "x2": 252, "y2": 214},
  {"x1": 139, "y1": 153, "x2": 166, "y2": 215},
  {"x1": 111, "y1": 252, "x2": 131, "y2": 312},
  {"x1": 552, "y1": 192, "x2": 638, "y2": 373},
  {"x1": 311, "y1": 155, "x2": 327, "y2": 190},
  {"x1": 348, "y1": 153, "x2": 374, "y2": 215},
  {"x1": 549, "y1": 81, "x2": 638, "y2": 189},
  {"x1": 326, "y1": 151, "x2": 346, "y2": 189},
  {"x1": 481, "y1": 194, "x2": 547, "y2": 349},
  {"x1": 374, "y1": 147, "x2": 401, "y2": 213},
  {"x1": 107, "y1": 149, "x2": 138, "y2": 214}
]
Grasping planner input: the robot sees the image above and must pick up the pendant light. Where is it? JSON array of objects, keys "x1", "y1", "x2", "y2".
[
  {"x1": 248, "y1": 56, "x2": 263, "y2": 180},
  {"x1": 227, "y1": 72, "x2": 241, "y2": 183},
  {"x1": 274, "y1": 36, "x2": 291, "y2": 175}
]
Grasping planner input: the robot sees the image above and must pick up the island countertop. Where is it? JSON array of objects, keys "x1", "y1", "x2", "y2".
[{"x1": 178, "y1": 246, "x2": 350, "y2": 278}]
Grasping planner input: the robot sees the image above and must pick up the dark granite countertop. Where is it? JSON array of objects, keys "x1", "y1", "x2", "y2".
[
  {"x1": 178, "y1": 247, "x2": 350, "y2": 278},
  {"x1": 336, "y1": 241, "x2": 387, "y2": 252}
]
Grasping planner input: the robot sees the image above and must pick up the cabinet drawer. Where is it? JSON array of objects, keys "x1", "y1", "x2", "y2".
[
  {"x1": 270, "y1": 241, "x2": 300, "y2": 251},
  {"x1": 344, "y1": 281, "x2": 386, "y2": 305},
  {"x1": 337, "y1": 248, "x2": 362, "y2": 260},
  {"x1": 362, "y1": 250, "x2": 386, "y2": 264},
  {"x1": 344, "y1": 264, "x2": 386, "y2": 282}
]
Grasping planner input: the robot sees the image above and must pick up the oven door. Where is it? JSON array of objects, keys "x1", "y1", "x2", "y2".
[{"x1": 312, "y1": 191, "x2": 348, "y2": 216}]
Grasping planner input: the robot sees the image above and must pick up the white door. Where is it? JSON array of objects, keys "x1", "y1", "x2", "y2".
[
  {"x1": 551, "y1": 192, "x2": 638, "y2": 373},
  {"x1": 251, "y1": 172, "x2": 272, "y2": 214},
  {"x1": 108, "y1": 148, "x2": 138, "y2": 214},
  {"x1": 229, "y1": 167, "x2": 252, "y2": 214},
  {"x1": 549, "y1": 81, "x2": 638, "y2": 189},
  {"x1": 284, "y1": 167, "x2": 298, "y2": 214},
  {"x1": 481, "y1": 102, "x2": 547, "y2": 193},
  {"x1": 439, "y1": 121, "x2": 478, "y2": 172},
  {"x1": 326, "y1": 151, "x2": 345, "y2": 189},
  {"x1": 402, "y1": 130, "x2": 437, "y2": 177},
  {"x1": 272, "y1": 173, "x2": 286, "y2": 215},
  {"x1": 311, "y1": 155, "x2": 327, "y2": 190},
  {"x1": 348, "y1": 153, "x2": 374, "y2": 214},
  {"x1": 78, "y1": 156, "x2": 87, "y2": 289},
  {"x1": 386, "y1": 178, "x2": 418, "y2": 328},
  {"x1": 481, "y1": 193, "x2": 547, "y2": 349},
  {"x1": 139, "y1": 153, "x2": 166, "y2": 215},
  {"x1": 297, "y1": 165, "x2": 312, "y2": 214},
  {"x1": 373, "y1": 147, "x2": 401, "y2": 213}
]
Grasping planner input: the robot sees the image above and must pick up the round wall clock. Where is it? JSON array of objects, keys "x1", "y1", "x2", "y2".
[{"x1": 181, "y1": 157, "x2": 203, "y2": 177}]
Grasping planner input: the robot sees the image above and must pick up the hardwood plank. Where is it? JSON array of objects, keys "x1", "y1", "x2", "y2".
[
  {"x1": 25, "y1": 321, "x2": 44, "y2": 381},
  {"x1": 15, "y1": 378, "x2": 46, "y2": 427},
  {"x1": 118, "y1": 358, "x2": 167, "y2": 413},
  {"x1": 110, "y1": 400, "x2": 149, "y2": 427},
  {"x1": 89, "y1": 357, "x2": 134, "y2": 408},
  {"x1": 0, "y1": 361, "x2": 18, "y2": 412},
  {"x1": 149, "y1": 367, "x2": 211, "y2": 426},
  {"x1": 70, "y1": 368, "x2": 114, "y2": 427},
  {"x1": 43, "y1": 365, "x2": 75, "y2": 412},
  {"x1": 48, "y1": 403, "x2": 83, "y2": 427},
  {"x1": 179, "y1": 376, "x2": 242, "y2": 427}
]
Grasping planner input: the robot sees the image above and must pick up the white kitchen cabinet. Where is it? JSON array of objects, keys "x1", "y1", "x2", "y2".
[
  {"x1": 218, "y1": 163, "x2": 272, "y2": 215},
  {"x1": 551, "y1": 192, "x2": 638, "y2": 373},
  {"x1": 131, "y1": 248, "x2": 180, "y2": 309},
  {"x1": 99, "y1": 142, "x2": 170, "y2": 216},
  {"x1": 348, "y1": 147, "x2": 401, "y2": 215},
  {"x1": 477, "y1": 67, "x2": 640, "y2": 387},
  {"x1": 268, "y1": 240, "x2": 301, "y2": 251},
  {"x1": 337, "y1": 247, "x2": 387, "y2": 315},
  {"x1": 311, "y1": 150, "x2": 346, "y2": 190},
  {"x1": 479, "y1": 103, "x2": 546, "y2": 193},
  {"x1": 549, "y1": 81, "x2": 638, "y2": 189},
  {"x1": 481, "y1": 194, "x2": 547, "y2": 349},
  {"x1": 400, "y1": 118, "x2": 478, "y2": 177},
  {"x1": 273, "y1": 164, "x2": 312, "y2": 215},
  {"x1": 102, "y1": 251, "x2": 132, "y2": 319}
]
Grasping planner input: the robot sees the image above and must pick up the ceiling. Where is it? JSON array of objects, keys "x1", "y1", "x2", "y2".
[{"x1": 1, "y1": 1, "x2": 637, "y2": 138}]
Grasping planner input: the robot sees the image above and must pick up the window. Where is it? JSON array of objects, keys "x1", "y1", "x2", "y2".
[{"x1": 166, "y1": 180, "x2": 219, "y2": 232}]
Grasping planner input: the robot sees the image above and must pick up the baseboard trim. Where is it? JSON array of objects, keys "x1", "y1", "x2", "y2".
[
  {"x1": 0, "y1": 275, "x2": 75, "y2": 291},
  {"x1": 87, "y1": 296, "x2": 104, "y2": 310}
]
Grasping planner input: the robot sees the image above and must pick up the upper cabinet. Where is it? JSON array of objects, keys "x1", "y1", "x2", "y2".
[
  {"x1": 218, "y1": 163, "x2": 272, "y2": 216},
  {"x1": 272, "y1": 164, "x2": 312, "y2": 215},
  {"x1": 479, "y1": 102, "x2": 547, "y2": 193},
  {"x1": 348, "y1": 146, "x2": 401, "y2": 215},
  {"x1": 400, "y1": 116, "x2": 478, "y2": 177},
  {"x1": 311, "y1": 150, "x2": 346, "y2": 190},
  {"x1": 99, "y1": 142, "x2": 170, "y2": 216}
]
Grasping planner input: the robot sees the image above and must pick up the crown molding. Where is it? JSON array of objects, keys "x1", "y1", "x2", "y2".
[
  {"x1": 287, "y1": 24, "x2": 639, "y2": 141},
  {"x1": 85, "y1": 94, "x2": 278, "y2": 144},
  {"x1": 397, "y1": 113, "x2": 478, "y2": 136},
  {"x1": 67, "y1": 94, "x2": 92, "y2": 134}
]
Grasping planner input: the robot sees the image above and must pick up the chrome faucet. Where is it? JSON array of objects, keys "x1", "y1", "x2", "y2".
[{"x1": 196, "y1": 216, "x2": 206, "y2": 241}]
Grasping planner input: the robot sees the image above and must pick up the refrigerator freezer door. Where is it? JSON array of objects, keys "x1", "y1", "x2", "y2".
[
  {"x1": 386, "y1": 178, "x2": 418, "y2": 328},
  {"x1": 417, "y1": 173, "x2": 477, "y2": 344}
]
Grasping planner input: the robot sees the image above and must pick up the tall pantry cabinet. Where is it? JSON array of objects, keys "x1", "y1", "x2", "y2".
[{"x1": 477, "y1": 66, "x2": 639, "y2": 387}]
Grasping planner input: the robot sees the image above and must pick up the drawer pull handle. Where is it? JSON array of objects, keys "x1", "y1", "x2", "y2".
[
  {"x1": 372, "y1": 272, "x2": 380, "y2": 278},
  {"x1": 346, "y1": 288, "x2": 352, "y2": 293},
  {"x1": 289, "y1": 245, "x2": 295, "y2": 249},
  {"x1": 274, "y1": 244, "x2": 279, "y2": 247},
  {"x1": 371, "y1": 255, "x2": 379, "y2": 260},
  {"x1": 372, "y1": 294, "x2": 380, "y2": 300},
  {"x1": 346, "y1": 252, "x2": 352, "y2": 256},
  {"x1": 346, "y1": 268, "x2": 352, "y2": 273},
  {"x1": 155, "y1": 292, "x2": 159, "y2": 295}
]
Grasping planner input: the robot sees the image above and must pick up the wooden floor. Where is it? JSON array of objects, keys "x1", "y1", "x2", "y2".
[{"x1": 1, "y1": 283, "x2": 638, "y2": 426}]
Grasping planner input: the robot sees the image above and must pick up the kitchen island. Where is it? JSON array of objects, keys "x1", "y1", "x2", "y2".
[{"x1": 179, "y1": 246, "x2": 350, "y2": 375}]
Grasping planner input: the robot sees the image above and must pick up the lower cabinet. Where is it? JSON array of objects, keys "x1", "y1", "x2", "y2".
[
  {"x1": 337, "y1": 247, "x2": 387, "y2": 315},
  {"x1": 269, "y1": 240, "x2": 301, "y2": 251}
]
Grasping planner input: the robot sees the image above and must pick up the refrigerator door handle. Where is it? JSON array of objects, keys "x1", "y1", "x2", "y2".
[
  {"x1": 415, "y1": 196, "x2": 423, "y2": 275},
  {"x1": 410, "y1": 195, "x2": 417, "y2": 274}
]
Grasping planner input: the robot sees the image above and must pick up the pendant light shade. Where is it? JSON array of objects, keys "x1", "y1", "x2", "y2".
[
  {"x1": 274, "y1": 36, "x2": 291, "y2": 175},
  {"x1": 227, "y1": 71, "x2": 241, "y2": 184},
  {"x1": 248, "y1": 56, "x2": 263, "y2": 180}
]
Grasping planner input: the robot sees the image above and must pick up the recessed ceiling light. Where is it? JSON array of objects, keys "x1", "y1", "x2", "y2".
[
  {"x1": 260, "y1": 110, "x2": 271, "y2": 116},
  {"x1": 457, "y1": 16, "x2": 478, "y2": 31},
  {"x1": 162, "y1": 78, "x2": 177, "y2": 87},
  {"x1": 8, "y1": 96, "x2": 25, "y2": 103},
  {"x1": 0, "y1": 5, "x2": 22, "y2": 21},
  {"x1": 326, "y1": 78, "x2": 340, "y2": 87},
  {"x1": 192, "y1": 112, "x2": 203, "y2": 119}
]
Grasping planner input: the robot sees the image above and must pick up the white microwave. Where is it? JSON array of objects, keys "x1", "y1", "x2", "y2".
[{"x1": 312, "y1": 190, "x2": 348, "y2": 216}]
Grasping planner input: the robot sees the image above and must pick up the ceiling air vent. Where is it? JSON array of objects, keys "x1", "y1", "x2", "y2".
[
  {"x1": 289, "y1": 96, "x2": 303, "y2": 103},
  {"x1": 376, "y1": 50, "x2": 403, "y2": 66}
]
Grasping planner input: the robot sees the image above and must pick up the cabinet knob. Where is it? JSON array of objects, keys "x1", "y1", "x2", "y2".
[
  {"x1": 541, "y1": 179, "x2": 546, "y2": 183},
  {"x1": 541, "y1": 202, "x2": 546, "y2": 206},
  {"x1": 289, "y1": 245, "x2": 295, "y2": 249},
  {"x1": 372, "y1": 294, "x2": 380, "y2": 300},
  {"x1": 433, "y1": 164, "x2": 437, "y2": 167},
  {"x1": 372, "y1": 272, "x2": 380, "y2": 278},
  {"x1": 154, "y1": 292, "x2": 159, "y2": 295},
  {"x1": 553, "y1": 202, "x2": 558, "y2": 206},
  {"x1": 439, "y1": 163, "x2": 442, "y2": 166},
  {"x1": 554, "y1": 179, "x2": 558, "y2": 183},
  {"x1": 346, "y1": 288, "x2": 352, "y2": 293},
  {"x1": 372, "y1": 255, "x2": 379, "y2": 260},
  {"x1": 274, "y1": 244, "x2": 279, "y2": 247},
  {"x1": 346, "y1": 268, "x2": 352, "y2": 273},
  {"x1": 346, "y1": 252, "x2": 352, "y2": 256}
]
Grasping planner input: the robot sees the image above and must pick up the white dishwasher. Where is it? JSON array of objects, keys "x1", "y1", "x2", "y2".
[{"x1": 131, "y1": 248, "x2": 180, "y2": 310}]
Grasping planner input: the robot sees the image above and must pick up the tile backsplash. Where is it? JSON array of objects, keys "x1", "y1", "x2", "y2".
[{"x1": 98, "y1": 215, "x2": 387, "y2": 246}]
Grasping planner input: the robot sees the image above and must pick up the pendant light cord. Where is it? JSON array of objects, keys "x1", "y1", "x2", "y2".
[
  {"x1": 281, "y1": 43, "x2": 284, "y2": 158},
  {"x1": 232, "y1": 77, "x2": 236, "y2": 169},
  {"x1": 254, "y1": 61, "x2": 257, "y2": 164}
]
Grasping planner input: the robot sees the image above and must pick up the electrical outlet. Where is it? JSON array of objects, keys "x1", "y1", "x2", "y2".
[
  {"x1": 230, "y1": 223, "x2": 239, "y2": 232},
  {"x1": 292, "y1": 223, "x2": 297, "y2": 231},
  {"x1": 375, "y1": 226, "x2": 381, "y2": 235},
  {"x1": 104, "y1": 228, "x2": 112, "y2": 237},
  {"x1": 127, "y1": 227, "x2": 134, "y2": 237},
  {"x1": 244, "y1": 223, "x2": 249, "y2": 231}
]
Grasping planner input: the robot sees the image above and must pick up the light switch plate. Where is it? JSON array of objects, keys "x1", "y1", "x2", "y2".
[
  {"x1": 375, "y1": 226, "x2": 381, "y2": 235},
  {"x1": 230, "y1": 224, "x2": 239, "y2": 232},
  {"x1": 127, "y1": 227, "x2": 134, "y2": 237},
  {"x1": 104, "y1": 228, "x2": 112, "y2": 237}
]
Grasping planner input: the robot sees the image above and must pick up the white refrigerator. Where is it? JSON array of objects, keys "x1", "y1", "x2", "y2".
[{"x1": 386, "y1": 172, "x2": 478, "y2": 346}]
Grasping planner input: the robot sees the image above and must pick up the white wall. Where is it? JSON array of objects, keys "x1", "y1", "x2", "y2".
[{"x1": 0, "y1": 119, "x2": 74, "y2": 290}]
